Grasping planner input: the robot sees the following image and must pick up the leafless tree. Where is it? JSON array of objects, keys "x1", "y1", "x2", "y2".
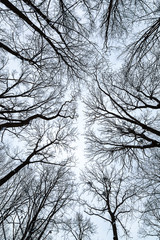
[
  {"x1": 0, "y1": 40, "x2": 77, "y2": 186},
  {"x1": 0, "y1": 117, "x2": 76, "y2": 186},
  {"x1": 139, "y1": 194, "x2": 160, "y2": 239},
  {"x1": 79, "y1": 1, "x2": 160, "y2": 69},
  {"x1": 85, "y1": 62, "x2": 160, "y2": 166},
  {"x1": 62, "y1": 212, "x2": 95, "y2": 240},
  {"x1": 0, "y1": 0, "x2": 92, "y2": 76},
  {"x1": 81, "y1": 162, "x2": 138, "y2": 240},
  {"x1": 0, "y1": 0, "x2": 95, "y2": 187},
  {"x1": 137, "y1": 154, "x2": 160, "y2": 239},
  {"x1": 0, "y1": 164, "x2": 76, "y2": 240},
  {"x1": 0, "y1": 1, "x2": 89, "y2": 238},
  {"x1": 84, "y1": 61, "x2": 160, "y2": 238}
]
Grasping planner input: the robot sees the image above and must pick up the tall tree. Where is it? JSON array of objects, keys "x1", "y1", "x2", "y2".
[
  {"x1": 0, "y1": 0, "x2": 91, "y2": 75},
  {"x1": 0, "y1": 0, "x2": 84, "y2": 185},
  {"x1": 85, "y1": 62, "x2": 160, "y2": 165},
  {"x1": 84, "y1": 60, "x2": 160, "y2": 238},
  {"x1": 0, "y1": 164, "x2": 76, "y2": 240},
  {"x1": 81, "y1": 162, "x2": 138, "y2": 240},
  {"x1": 137, "y1": 154, "x2": 160, "y2": 239},
  {"x1": 80, "y1": 1, "x2": 160, "y2": 69},
  {"x1": 0, "y1": 1, "x2": 90, "y2": 238},
  {"x1": 62, "y1": 212, "x2": 95, "y2": 240}
]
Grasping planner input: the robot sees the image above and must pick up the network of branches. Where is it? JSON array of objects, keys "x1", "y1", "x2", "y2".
[{"x1": 0, "y1": 1, "x2": 159, "y2": 240}]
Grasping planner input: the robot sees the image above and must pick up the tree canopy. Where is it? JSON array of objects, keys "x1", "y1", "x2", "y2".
[{"x1": 0, "y1": 1, "x2": 159, "y2": 239}]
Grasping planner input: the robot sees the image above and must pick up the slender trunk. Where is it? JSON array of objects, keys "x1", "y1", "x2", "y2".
[
  {"x1": 106, "y1": 190, "x2": 119, "y2": 240},
  {"x1": 111, "y1": 214, "x2": 118, "y2": 240},
  {"x1": 112, "y1": 221, "x2": 118, "y2": 240}
]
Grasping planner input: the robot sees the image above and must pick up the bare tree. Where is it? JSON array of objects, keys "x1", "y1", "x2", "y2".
[
  {"x1": 0, "y1": 38, "x2": 77, "y2": 185},
  {"x1": 137, "y1": 154, "x2": 160, "y2": 239},
  {"x1": 0, "y1": 117, "x2": 76, "y2": 186},
  {"x1": 139, "y1": 195, "x2": 160, "y2": 239},
  {"x1": 0, "y1": 164, "x2": 76, "y2": 240},
  {"x1": 0, "y1": 56, "x2": 76, "y2": 129},
  {"x1": 0, "y1": 0, "x2": 95, "y2": 187},
  {"x1": 79, "y1": 1, "x2": 160, "y2": 70},
  {"x1": 0, "y1": 1, "x2": 88, "y2": 238},
  {"x1": 81, "y1": 162, "x2": 138, "y2": 240},
  {"x1": 84, "y1": 61, "x2": 160, "y2": 238},
  {"x1": 0, "y1": 0, "x2": 91, "y2": 75},
  {"x1": 62, "y1": 212, "x2": 95, "y2": 240},
  {"x1": 85, "y1": 62, "x2": 160, "y2": 166}
]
